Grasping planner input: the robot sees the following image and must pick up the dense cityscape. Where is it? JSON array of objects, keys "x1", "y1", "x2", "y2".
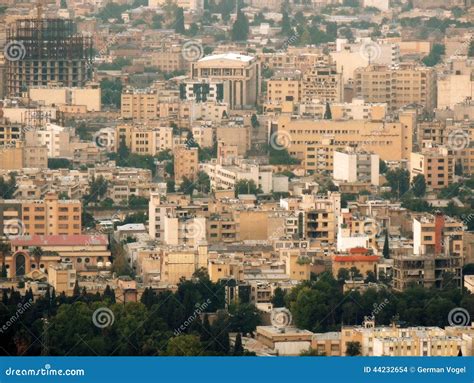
[{"x1": 0, "y1": 0, "x2": 473, "y2": 358}]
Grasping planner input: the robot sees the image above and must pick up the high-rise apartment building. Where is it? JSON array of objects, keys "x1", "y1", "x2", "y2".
[
  {"x1": 0, "y1": 192, "x2": 82, "y2": 238},
  {"x1": 354, "y1": 63, "x2": 436, "y2": 112},
  {"x1": 5, "y1": 18, "x2": 92, "y2": 97}
]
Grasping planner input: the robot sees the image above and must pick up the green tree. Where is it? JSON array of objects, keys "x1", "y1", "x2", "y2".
[
  {"x1": 117, "y1": 136, "x2": 130, "y2": 159},
  {"x1": 469, "y1": 39, "x2": 474, "y2": 58},
  {"x1": 346, "y1": 341, "x2": 362, "y2": 356},
  {"x1": 379, "y1": 159, "x2": 388, "y2": 174},
  {"x1": 174, "y1": 7, "x2": 185, "y2": 34},
  {"x1": 251, "y1": 113, "x2": 259, "y2": 129},
  {"x1": 166, "y1": 180, "x2": 176, "y2": 193},
  {"x1": 385, "y1": 168, "x2": 410, "y2": 198},
  {"x1": 233, "y1": 333, "x2": 244, "y2": 356},
  {"x1": 412, "y1": 174, "x2": 427, "y2": 197},
  {"x1": 280, "y1": 10, "x2": 292, "y2": 37},
  {"x1": 228, "y1": 303, "x2": 260, "y2": 335},
  {"x1": 87, "y1": 176, "x2": 108, "y2": 204},
  {"x1": 179, "y1": 177, "x2": 195, "y2": 196},
  {"x1": 383, "y1": 230, "x2": 390, "y2": 259},
  {"x1": 231, "y1": 9, "x2": 249, "y2": 41},
  {"x1": 1, "y1": 262, "x2": 7, "y2": 278},
  {"x1": 235, "y1": 179, "x2": 259, "y2": 196},
  {"x1": 165, "y1": 335, "x2": 203, "y2": 356},
  {"x1": 196, "y1": 171, "x2": 210, "y2": 194},
  {"x1": 323, "y1": 102, "x2": 332, "y2": 120},
  {"x1": 47, "y1": 158, "x2": 72, "y2": 170},
  {"x1": 422, "y1": 44, "x2": 445, "y2": 67},
  {"x1": 271, "y1": 287, "x2": 285, "y2": 308},
  {"x1": 100, "y1": 78, "x2": 122, "y2": 108},
  {"x1": 0, "y1": 174, "x2": 16, "y2": 198}
]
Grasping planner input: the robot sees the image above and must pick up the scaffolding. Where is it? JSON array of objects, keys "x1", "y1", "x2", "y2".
[{"x1": 6, "y1": 18, "x2": 93, "y2": 97}]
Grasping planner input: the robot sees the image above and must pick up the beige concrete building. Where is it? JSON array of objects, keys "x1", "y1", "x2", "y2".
[
  {"x1": 161, "y1": 245, "x2": 209, "y2": 284},
  {"x1": 24, "y1": 123, "x2": 76, "y2": 158},
  {"x1": 0, "y1": 141, "x2": 48, "y2": 170},
  {"x1": 0, "y1": 117, "x2": 21, "y2": 147},
  {"x1": 191, "y1": 53, "x2": 261, "y2": 109},
  {"x1": 393, "y1": 214, "x2": 464, "y2": 291},
  {"x1": 301, "y1": 64, "x2": 343, "y2": 103},
  {"x1": 256, "y1": 326, "x2": 314, "y2": 356},
  {"x1": 271, "y1": 111, "x2": 415, "y2": 163},
  {"x1": 48, "y1": 262, "x2": 77, "y2": 296},
  {"x1": 215, "y1": 125, "x2": 250, "y2": 156},
  {"x1": 341, "y1": 320, "x2": 467, "y2": 356},
  {"x1": 6, "y1": 234, "x2": 110, "y2": 277},
  {"x1": 134, "y1": 45, "x2": 187, "y2": 72},
  {"x1": 0, "y1": 192, "x2": 81, "y2": 238},
  {"x1": 410, "y1": 146, "x2": 454, "y2": 191},
  {"x1": 174, "y1": 145, "x2": 199, "y2": 184},
  {"x1": 121, "y1": 88, "x2": 159, "y2": 121},
  {"x1": 115, "y1": 124, "x2": 174, "y2": 155},
  {"x1": 28, "y1": 84, "x2": 101, "y2": 112},
  {"x1": 267, "y1": 74, "x2": 301, "y2": 104},
  {"x1": 354, "y1": 63, "x2": 437, "y2": 112}
]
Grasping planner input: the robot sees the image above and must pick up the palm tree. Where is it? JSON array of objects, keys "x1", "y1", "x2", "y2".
[{"x1": 31, "y1": 247, "x2": 44, "y2": 270}]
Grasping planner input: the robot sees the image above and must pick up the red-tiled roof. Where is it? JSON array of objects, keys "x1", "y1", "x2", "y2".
[
  {"x1": 10, "y1": 235, "x2": 108, "y2": 246},
  {"x1": 349, "y1": 247, "x2": 369, "y2": 254},
  {"x1": 334, "y1": 255, "x2": 379, "y2": 262}
]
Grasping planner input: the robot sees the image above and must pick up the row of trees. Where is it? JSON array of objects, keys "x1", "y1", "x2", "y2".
[
  {"x1": 0, "y1": 271, "x2": 256, "y2": 356},
  {"x1": 275, "y1": 273, "x2": 474, "y2": 333},
  {"x1": 3, "y1": 268, "x2": 473, "y2": 356}
]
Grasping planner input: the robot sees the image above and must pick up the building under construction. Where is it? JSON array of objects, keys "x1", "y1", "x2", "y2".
[{"x1": 5, "y1": 18, "x2": 93, "y2": 97}]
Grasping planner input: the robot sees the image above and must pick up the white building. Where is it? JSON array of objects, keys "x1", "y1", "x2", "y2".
[
  {"x1": 333, "y1": 149, "x2": 379, "y2": 186},
  {"x1": 202, "y1": 160, "x2": 288, "y2": 194}
]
